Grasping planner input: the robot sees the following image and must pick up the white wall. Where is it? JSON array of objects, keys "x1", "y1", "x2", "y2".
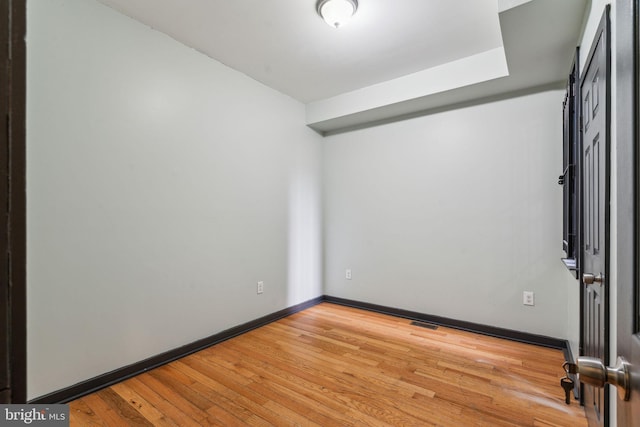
[
  {"x1": 25, "y1": 0, "x2": 589, "y2": 404},
  {"x1": 26, "y1": 0, "x2": 323, "y2": 400},
  {"x1": 323, "y1": 90, "x2": 576, "y2": 339}
]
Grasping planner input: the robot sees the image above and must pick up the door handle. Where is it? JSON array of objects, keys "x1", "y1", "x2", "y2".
[
  {"x1": 583, "y1": 273, "x2": 604, "y2": 285},
  {"x1": 567, "y1": 356, "x2": 631, "y2": 400}
]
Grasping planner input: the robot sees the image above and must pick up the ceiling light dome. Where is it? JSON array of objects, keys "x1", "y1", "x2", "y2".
[{"x1": 317, "y1": 0, "x2": 358, "y2": 28}]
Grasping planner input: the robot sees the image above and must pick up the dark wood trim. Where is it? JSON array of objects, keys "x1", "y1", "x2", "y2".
[
  {"x1": 9, "y1": 0, "x2": 27, "y2": 404},
  {"x1": 323, "y1": 296, "x2": 568, "y2": 350},
  {"x1": 29, "y1": 294, "x2": 579, "y2": 405},
  {"x1": 29, "y1": 296, "x2": 324, "y2": 404},
  {"x1": 635, "y1": 0, "x2": 640, "y2": 338},
  {"x1": 0, "y1": 2, "x2": 11, "y2": 403},
  {"x1": 0, "y1": 0, "x2": 11, "y2": 402},
  {"x1": 1, "y1": 0, "x2": 27, "y2": 404},
  {"x1": 634, "y1": 0, "x2": 640, "y2": 338}
]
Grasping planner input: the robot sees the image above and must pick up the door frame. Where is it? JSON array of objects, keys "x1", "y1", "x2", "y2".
[
  {"x1": 1, "y1": 0, "x2": 27, "y2": 403},
  {"x1": 615, "y1": 0, "x2": 640, "y2": 424}
]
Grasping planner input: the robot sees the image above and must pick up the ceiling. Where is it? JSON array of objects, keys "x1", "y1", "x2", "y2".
[{"x1": 97, "y1": 0, "x2": 589, "y2": 134}]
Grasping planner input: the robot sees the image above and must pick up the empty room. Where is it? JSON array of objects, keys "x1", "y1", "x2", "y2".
[{"x1": 2, "y1": 0, "x2": 640, "y2": 425}]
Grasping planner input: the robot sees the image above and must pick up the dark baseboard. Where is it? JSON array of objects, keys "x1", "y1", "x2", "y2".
[
  {"x1": 323, "y1": 295, "x2": 568, "y2": 350},
  {"x1": 29, "y1": 296, "x2": 324, "y2": 404},
  {"x1": 325, "y1": 296, "x2": 576, "y2": 398},
  {"x1": 30, "y1": 294, "x2": 574, "y2": 405}
]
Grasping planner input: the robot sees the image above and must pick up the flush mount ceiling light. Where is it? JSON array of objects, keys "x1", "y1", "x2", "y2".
[{"x1": 316, "y1": 0, "x2": 358, "y2": 28}]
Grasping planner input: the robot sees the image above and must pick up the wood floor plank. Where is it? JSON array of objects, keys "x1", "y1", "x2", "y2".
[
  {"x1": 124, "y1": 377, "x2": 204, "y2": 427},
  {"x1": 221, "y1": 341, "x2": 388, "y2": 426},
  {"x1": 94, "y1": 388, "x2": 155, "y2": 427},
  {"x1": 80, "y1": 392, "x2": 138, "y2": 427},
  {"x1": 69, "y1": 303, "x2": 588, "y2": 426},
  {"x1": 109, "y1": 382, "x2": 180, "y2": 427},
  {"x1": 175, "y1": 358, "x2": 295, "y2": 426},
  {"x1": 68, "y1": 398, "x2": 108, "y2": 427}
]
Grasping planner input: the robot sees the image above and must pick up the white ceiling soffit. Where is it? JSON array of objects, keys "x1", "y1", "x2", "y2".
[
  {"x1": 498, "y1": 0, "x2": 533, "y2": 12},
  {"x1": 309, "y1": 0, "x2": 588, "y2": 133},
  {"x1": 97, "y1": 0, "x2": 587, "y2": 134},
  {"x1": 305, "y1": 47, "x2": 509, "y2": 126}
]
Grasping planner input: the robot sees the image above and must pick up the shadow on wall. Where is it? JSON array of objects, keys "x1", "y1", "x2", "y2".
[{"x1": 287, "y1": 163, "x2": 323, "y2": 305}]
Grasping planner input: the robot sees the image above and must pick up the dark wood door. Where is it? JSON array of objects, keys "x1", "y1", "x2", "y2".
[
  {"x1": 580, "y1": 7, "x2": 610, "y2": 427},
  {"x1": 616, "y1": 0, "x2": 640, "y2": 424}
]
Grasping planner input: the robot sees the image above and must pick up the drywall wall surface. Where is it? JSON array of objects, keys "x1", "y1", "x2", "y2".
[
  {"x1": 323, "y1": 90, "x2": 574, "y2": 339},
  {"x1": 26, "y1": 0, "x2": 322, "y2": 399}
]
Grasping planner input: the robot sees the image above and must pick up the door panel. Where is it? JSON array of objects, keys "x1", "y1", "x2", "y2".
[
  {"x1": 616, "y1": 0, "x2": 640, "y2": 425},
  {"x1": 580, "y1": 7, "x2": 610, "y2": 427}
]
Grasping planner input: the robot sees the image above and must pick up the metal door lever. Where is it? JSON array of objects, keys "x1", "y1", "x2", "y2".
[
  {"x1": 570, "y1": 356, "x2": 631, "y2": 400},
  {"x1": 583, "y1": 273, "x2": 604, "y2": 285}
]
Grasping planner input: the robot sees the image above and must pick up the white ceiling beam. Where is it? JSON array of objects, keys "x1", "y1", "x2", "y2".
[{"x1": 306, "y1": 47, "x2": 508, "y2": 127}]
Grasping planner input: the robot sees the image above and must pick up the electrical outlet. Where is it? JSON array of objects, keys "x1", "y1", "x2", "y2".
[
  {"x1": 257, "y1": 281, "x2": 264, "y2": 294},
  {"x1": 345, "y1": 269, "x2": 352, "y2": 280},
  {"x1": 523, "y1": 291, "x2": 534, "y2": 306}
]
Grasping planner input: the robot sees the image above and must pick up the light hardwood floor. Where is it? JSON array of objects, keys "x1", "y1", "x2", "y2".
[{"x1": 69, "y1": 303, "x2": 588, "y2": 426}]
